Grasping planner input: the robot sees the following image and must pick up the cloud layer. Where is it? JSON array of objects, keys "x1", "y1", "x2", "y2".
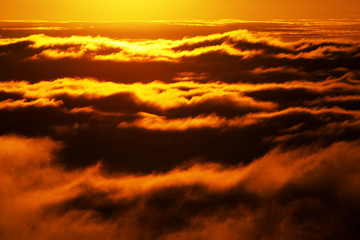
[{"x1": 0, "y1": 20, "x2": 360, "y2": 239}]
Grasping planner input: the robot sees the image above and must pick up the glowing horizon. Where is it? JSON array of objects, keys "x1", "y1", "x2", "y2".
[{"x1": 1, "y1": 0, "x2": 359, "y2": 21}]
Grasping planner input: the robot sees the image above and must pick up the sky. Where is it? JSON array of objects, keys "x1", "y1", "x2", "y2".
[
  {"x1": 1, "y1": 2, "x2": 360, "y2": 240},
  {"x1": 0, "y1": 0, "x2": 359, "y2": 21}
]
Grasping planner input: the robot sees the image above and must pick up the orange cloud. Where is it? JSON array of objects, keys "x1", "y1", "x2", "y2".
[
  {"x1": 251, "y1": 66, "x2": 304, "y2": 75},
  {"x1": 0, "y1": 29, "x2": 297, "y2": 62},
  {"x1": 2, "y1": 135, "x2": 359, "y2": 201},
  {"x1": 276, "y1": 44, "x2": 360, "y2": 59},
  {"x1": 2, "y1": 73, "x2": 358, "y2": 107},
  {"x1": 116, "y1": 105, "x2": 360, "y2": 131},
  {"x1": 0, "y1": 98, "x2": 62, "y2": 109},
  {"x1": 1, "y1": 135, "x2": 360, "y2": 239},
  {"x1": 118, "y1": 112, "x2": 229, "y2": 130},
  {"x1": 1, "y1": 74, "x2": 359, "y2": 133},
  {"x1": 0, "y1": 78, "x2": 279, "y2": 111}
]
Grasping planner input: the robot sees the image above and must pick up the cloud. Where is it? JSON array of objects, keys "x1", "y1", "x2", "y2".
[
  {"x1": 0, "y1": 98, "x2": 62, "y2": 109},
  {"x1": 1, "y1": 135, "x2": 360, "y2": 239},
  {"x1": 0, "y1": 26, "x2": 358, "y2": 65},
  {"x1": 118, "y1": 112, "x2": 250, "y2": 130},
  {"x1": 0, "y1": 72, "x2": 359, "y2": 173},
  {"x1": 0, "y1": 78, "x2": 278, "y2": 113},
  {"x1": 1, "y1": 33, "x2": 359, "y2": 85},
  {"x1": 5, "y1": 29, "x2": 358, "y2": 63}
]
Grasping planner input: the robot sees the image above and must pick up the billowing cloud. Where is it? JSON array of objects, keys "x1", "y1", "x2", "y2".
[
  {"x1": 0, "y1": 22, "x2": 359, "y2": 84},
  {"x1": 1, "y1": 28, "x2": 358, "y2": 64},
  {"x1": 1, "y1": 135, "x2": 360, "y2": 239},
  {"x1": 0, "y1": 72, "x2": 359, "y2": 172}
]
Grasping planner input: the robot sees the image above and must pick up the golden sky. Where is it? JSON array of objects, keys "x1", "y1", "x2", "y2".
[{"x1": 0, "y1": 0, "x2": 359, "y2": 21}]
